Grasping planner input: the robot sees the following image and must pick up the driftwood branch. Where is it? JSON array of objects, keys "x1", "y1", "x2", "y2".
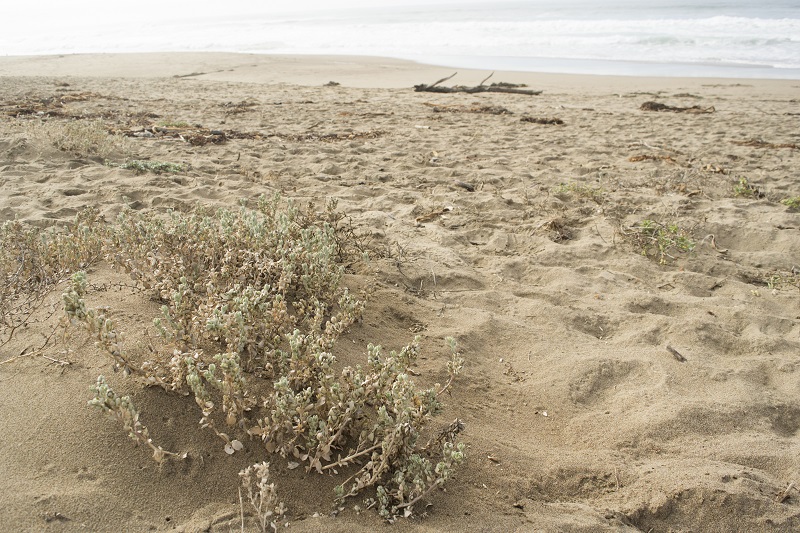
[
  {"x1": 479, "y1": 72, "x2": 495, "y2": 86},
  {"x1": 414, "y1": 73, "x2": 542, "y2": 95},
  {"x1": 429, "y1": 72, "x2": 459, "y2": 88}
]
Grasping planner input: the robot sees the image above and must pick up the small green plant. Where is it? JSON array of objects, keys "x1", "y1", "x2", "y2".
[
  {"x1": 553, "y1": 182, "x2": 605, "y2": 204},
  {"x1": 765, "y1": 270, "x2": 800, "y2": 291},
  {"x1": 625, "y1": 219, "x2": 695, "y2": 264},
  {"x1": 733, "y1": 177, "x2": 765, "y2": 198},
  {"x1": 157, "y1": 120, "x2": 192, "y2": 128},
  {"x1": 780, "y1": 196, "x2": 800, "y2": 210},
  {"x1": 115, "y1": 160, "x2": 184, "y2": 175}
]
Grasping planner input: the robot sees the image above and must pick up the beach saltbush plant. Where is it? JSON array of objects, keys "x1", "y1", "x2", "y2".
[
  {"x1": 88, "y1": 375, "x2": 185, "y2": 462},
  {"x1": 239, "y1": 461, "x2": 286, "y2": 532},
  {"x1": 18, "y1": 194, "x2": 465, "y2": 520},
  {"x1": 1, "y1": 209, "x2": 106, "y2": 347}
]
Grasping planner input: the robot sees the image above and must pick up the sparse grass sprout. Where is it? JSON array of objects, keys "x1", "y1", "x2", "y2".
[
  {"x1": 553, "y1": 182, "x2": 605, "y2": 204},
  {"x1": 25, "y1": 119, "x2": 126, "y2": 159},
  {"x1": 780, "y1": 196, "x2": 800, "y2": 210},
  {"x1": 625, "y1": 219, "x2": 695, "y2": 264},
  {"x1": 733, "y1": 176, "x2": 765, "y2": 198},
  {"x1": 115, "y1": 160, "x2": 184, "y2": 174}
]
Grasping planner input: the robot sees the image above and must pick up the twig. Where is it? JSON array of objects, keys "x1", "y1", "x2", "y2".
[
  {"x1": 395, "y1": 478, "x2": 443, "y2": 511},
  {"x1": 42, "y1": 354, "x2": 71, "y2": 367},
  {"x1": 666, "y1": 344, "x2": 687, "y2": 362},
  {"x1": 0, "y1": 350, "x2": 35, "y2": 366},
  {"x1": 629, "y1": 140, "x2": 684, "y2": 155},
  {"x1": 776, "y1": 481, "x2": 795, "y2": 503},
  {"x1": 594, "y1": 224, "x2": 608, "y2": 244},
  {"x1": 699, "y1": 234, "x2": 728, "y2": 254},
  {"x1": 430, "y1": 72, "x2": 458, "y2": 88},
  {"x1": 239, "y1": 488, "x2": 246, "y2": 532},
  {"x1": 321, "y1": 442, "x2": 382, "y2": 471},
  {"x1": 479, "y1": 72, "x2": 495, "y2": 86},
  {"x1": 0, "y1": 322, "x2": 63, "y2": 366},
  {"x1": 437, "y1": 373, "x2": 457, "y2": 397}
]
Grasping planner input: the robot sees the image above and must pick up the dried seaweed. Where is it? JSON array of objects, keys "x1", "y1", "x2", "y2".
[
  {"x1": 521, "y1": 116, "x2": 564, "y2": 125},
  {"x1": 270, "y1": 130, "x2": 387, "y2": 142},
  {"x1": 116, "y1": 122, "x2": 386, "y2": 145},
  {"x1": 640, "y1": 101, "x2": 715, "y2": 114},
  {"x1": 1, "y1": 92, "x2": 105, "y2": 117},
  {"x1": 732, "y1": 139, "x2": 799, "y2": 149},
  {"x1": 629, "y1": 154, "x2": 678, "y2": 163},
  {"x1": 220, "y1": 100, "x2": 259, "y2": 115},
  {"x1": 425, "y1": 103, "x2": 512, "y2": 115}
]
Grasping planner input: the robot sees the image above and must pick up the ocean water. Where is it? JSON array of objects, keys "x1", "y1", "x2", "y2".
[{"x1": 3, "y1": 0, "x2": 799, "y2": 79}]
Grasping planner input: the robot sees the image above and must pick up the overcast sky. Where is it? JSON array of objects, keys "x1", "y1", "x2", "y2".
[
  {"x1": 3, "y1": 0, "x2": 488, "y2": 38},
  {"x1": 5, "y1": 0, "x2": 474, "y2": 19}
]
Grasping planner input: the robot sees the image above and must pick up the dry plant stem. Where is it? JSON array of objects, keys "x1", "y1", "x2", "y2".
[
  {"x1": 395, "y1": 478, "x2": 443, "y2": 511},
  {"x1": 309, "y1": 411, "x2": 356, "y2": 471},
  {"x1": 238, "y1": 488, "x2": 245, "y2": 533},
  {"x1": 88, "y1": 376, "x2": 184, "y2": 462},
  {"x1": 62, "y1": 271, "x2": 133, "y2": 374},
  {"x1": 239, "y1": 462, "x2": 285, "y2": 532},
  {"x1": 1, "y1": 321, "x2": 65, "y2": 366},
  {"x1": 320, "y1": 442, "x2": 382, "y2": 472},
  {"x1": 42, "y1": 354, "x2": 71, "y2": 367},
  {"x1": 337, "y1": 431, "x2": 401, "y2": 499},
  {"x1": 666, "y1": 344, "x2": 688, "y2": 362},
  {"x1": 776, "y1": 482, "x2": 795, "y2": 503},
  {"x1": 437, "y1": 374, "x2": 457, "y2": 397}
]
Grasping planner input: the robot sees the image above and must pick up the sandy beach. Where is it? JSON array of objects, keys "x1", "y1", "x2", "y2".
[{"x1": 1, "y1": 53, "x2": 799, "y2": 532}]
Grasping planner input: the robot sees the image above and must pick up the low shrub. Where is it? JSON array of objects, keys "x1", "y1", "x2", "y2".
[
  {"x1": 25, "y1": 118, "x2": 127, "y2": 159},
  {"x1": 24, "y1": 195, "x2": 466, "y2": 520}
]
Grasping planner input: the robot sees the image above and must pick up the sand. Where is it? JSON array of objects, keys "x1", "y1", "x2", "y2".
[{"x1": 1, "y1": 53, "x2": 799, "y2": 532}]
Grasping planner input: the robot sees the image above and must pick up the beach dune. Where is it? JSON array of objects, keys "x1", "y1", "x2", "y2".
[{"x1": 1, "y1": 53, "x2": 799, "y2": 531}]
